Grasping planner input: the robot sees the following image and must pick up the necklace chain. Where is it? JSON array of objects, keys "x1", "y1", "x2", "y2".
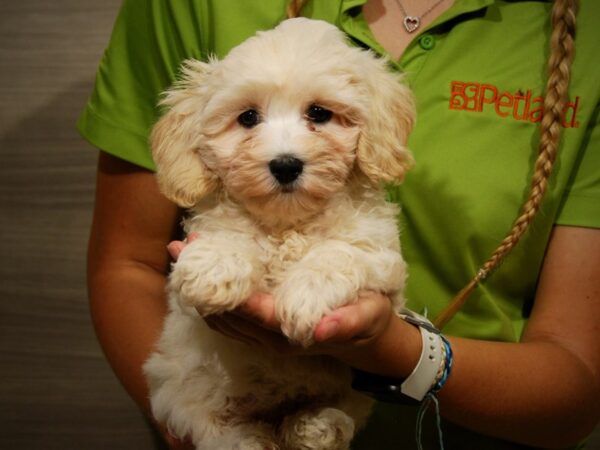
[{"x1": 394, "y1": 0, "x2": 446, "y2": 33}]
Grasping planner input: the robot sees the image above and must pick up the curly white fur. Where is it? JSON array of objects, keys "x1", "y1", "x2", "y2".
[{"x1": 144, "y1": 18, "x2": 415, "y2": 449}]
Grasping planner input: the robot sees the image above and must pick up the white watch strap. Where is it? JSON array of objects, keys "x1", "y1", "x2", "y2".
[{"x1": 400, "y1": 314, "x2": 444, "y2": 401}]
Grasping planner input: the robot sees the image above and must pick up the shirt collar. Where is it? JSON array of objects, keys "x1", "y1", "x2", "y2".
[{"x1": 340, "y1": 0, "x2": 552, "y2": 28}]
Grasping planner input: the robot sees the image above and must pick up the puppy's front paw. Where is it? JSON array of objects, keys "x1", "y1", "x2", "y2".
[
  {"x1": 170, "y1": 247, "x2": 260, "y2": 316},
  {"x1": 275, "y1": 269, "x2": 357, "y2": 346}
]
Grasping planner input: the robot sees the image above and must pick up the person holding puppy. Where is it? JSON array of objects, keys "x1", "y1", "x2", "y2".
[{"x1": 80, "y1": 0, "x2": 599, "y2": 448}]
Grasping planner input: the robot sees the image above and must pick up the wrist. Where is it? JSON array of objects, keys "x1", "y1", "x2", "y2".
[{"x1": 350, "y1": 312, "x2": 422, "y2": 378}]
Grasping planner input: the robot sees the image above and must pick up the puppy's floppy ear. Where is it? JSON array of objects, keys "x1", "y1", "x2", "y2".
[
  {"x1": 356, "y1": 61, "x2": 415, "y2": 185},
  {"x1": 151, "y1": 60, "x2": 219, "y2": 208}
]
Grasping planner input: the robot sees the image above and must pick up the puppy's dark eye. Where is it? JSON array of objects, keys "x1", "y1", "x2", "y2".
[
  {"x1": 238, "y1": 109, "x2": 260, "y2": 128},
  {"x1": 306, "y1": 105, "x2": 333, "y2": 124}
]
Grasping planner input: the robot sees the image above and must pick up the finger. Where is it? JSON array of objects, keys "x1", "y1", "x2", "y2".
[
  {"x1": 234, "y1": 292, "x2": 280, "y2": 331},
  {"x1": 223, "y1": 313, "x2": 285, "y2": 345},
  {"x1": 157, "y1": 423, "x2": 194, "y2": 450},
  {"x1": 167, "y1": 233, "x2": 200, "y2": 261},
  {"x1": 205, "y1": 315, "x2": 262, "y2": 347},
  {"x1": 167, "y1": 240, "x2": 186, "y2": 261},
  {"x1": 314, "y1": 291, "x2": 392, "y2": 344},
  {"x1": 168, "y1": 435, "x2": 195, "y2": 450},
  {"x1": 220, "y1": 313, "x2": 308, "y2": 356}
]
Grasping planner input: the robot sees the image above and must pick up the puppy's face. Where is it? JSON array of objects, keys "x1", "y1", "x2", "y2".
[
  {"x1": 152, "y1": 19, "x2": 415, "y2": 226},
  {"x1": 200, "y1": 63, "x2": 362, "y2": 223}
]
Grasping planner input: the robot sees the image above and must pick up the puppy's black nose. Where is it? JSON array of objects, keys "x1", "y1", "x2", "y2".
[{"x1": 269, "y1": 156, "x2": 304, "y2": 185}]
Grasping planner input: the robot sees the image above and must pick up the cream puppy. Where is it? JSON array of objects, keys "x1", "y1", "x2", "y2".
[{"x1": 144, "y1": 18, "x2": 415, "y2": 450}]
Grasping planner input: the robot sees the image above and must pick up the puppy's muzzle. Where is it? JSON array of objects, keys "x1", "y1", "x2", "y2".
[{"x1": 269, "y1": 155, "x2": 304, "y2": 187}]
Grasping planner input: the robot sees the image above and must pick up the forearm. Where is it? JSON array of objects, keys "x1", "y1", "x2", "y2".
[
  {"x1": 88, "y1": 262, "x2": 169, "y2": 414},
  {"x1": 439, "y1": 336, "x2": 599, "y2": 448},
  {"x1": 433, "y1": 226, "x2": 600, "y2": 447},
  {"x1": 87, "y1": 151, "x2": 181, "y2": 415},
  {"x1": 339, "y1": 312, "x2": 598, "y2": 448}
]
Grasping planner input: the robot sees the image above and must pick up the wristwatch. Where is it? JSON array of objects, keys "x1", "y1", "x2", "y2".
[{"x1": 351, "y1": 310, "x2": 443, "y2": 403}]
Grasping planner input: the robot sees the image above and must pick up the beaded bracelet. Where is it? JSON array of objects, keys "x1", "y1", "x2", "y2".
[{"x1": 431, "y1": 335, "x2": 453, "y2": 393}]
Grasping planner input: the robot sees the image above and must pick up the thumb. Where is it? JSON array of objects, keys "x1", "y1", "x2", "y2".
[{"x1": 313, "y1": 291, "x2": 392, "y2": 343}]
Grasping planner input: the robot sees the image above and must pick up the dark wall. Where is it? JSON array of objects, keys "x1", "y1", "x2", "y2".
[{"x1": 0, "y1": 1, "x2": 161, "y2": 448}]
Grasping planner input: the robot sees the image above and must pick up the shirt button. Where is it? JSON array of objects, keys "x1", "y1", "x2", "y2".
[{"x1": 419, "y1": 34, "x2": 435, "y2": 50}]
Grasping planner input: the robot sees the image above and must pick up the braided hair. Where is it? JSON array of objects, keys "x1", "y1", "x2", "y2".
[
  {"x1": 286, "y1": 0, "x2": 308, "y2": 18},
  {"x1": 434, "y1": 0, "x2": 579, "y2": 328}
]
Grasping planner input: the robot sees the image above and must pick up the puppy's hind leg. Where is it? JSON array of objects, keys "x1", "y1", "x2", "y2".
[
  {"x1": 277, "y1": 390, "x2": 373, "y2": 450},
  {"x1": 278, "y1": 407, "x2": 355, "y2": 450},
  {"x1": 196, "y1": 422, "x2": 279, "y2": 450}
]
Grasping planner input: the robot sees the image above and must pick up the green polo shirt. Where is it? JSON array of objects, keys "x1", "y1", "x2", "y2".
[{"x1": 78, "y1": 1, "x2": 599, "y2": 448}]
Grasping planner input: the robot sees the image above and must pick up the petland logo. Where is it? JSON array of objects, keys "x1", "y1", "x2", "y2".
[{"x1": 449, "y1": 81, "x2": 580, "y2": 128}]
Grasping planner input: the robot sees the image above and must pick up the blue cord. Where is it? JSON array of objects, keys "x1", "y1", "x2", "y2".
[
  {"x1": 415, "y1": 335, "x2": 453, "y2": 449},
  {"x1": 416, "y1": 393, "x2": 444, "y2": 450},
  {"x1": 432, "y1": 336, "x2": 454, "y2": 393}
]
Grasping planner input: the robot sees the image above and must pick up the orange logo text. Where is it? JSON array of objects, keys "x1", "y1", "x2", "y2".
[{"x1": 449, "y1": 81, "x2": 579, "y2": 128}]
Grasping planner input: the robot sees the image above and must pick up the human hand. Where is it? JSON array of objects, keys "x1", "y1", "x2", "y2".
[
  {"x1": 205, "y1": 290, "x2": 405, "y2": 374},
  {"x1": 167, "y1": 235, "x2": 418, "y2": 375}
]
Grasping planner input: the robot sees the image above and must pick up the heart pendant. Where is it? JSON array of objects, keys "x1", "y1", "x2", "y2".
[{"x1": 403, "y1": 16, "x2": 420, "y2": 33}]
